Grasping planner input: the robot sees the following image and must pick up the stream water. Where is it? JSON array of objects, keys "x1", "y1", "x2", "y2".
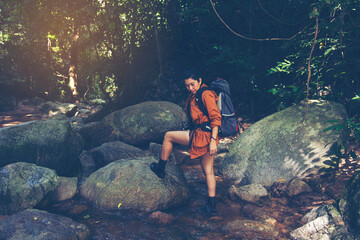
[
  {"x1": 42, "y1": 150, "x2": 331, "y2": 240},
  {"x1": 1, "y1": 102, "x2": 354, "y2": 239}
]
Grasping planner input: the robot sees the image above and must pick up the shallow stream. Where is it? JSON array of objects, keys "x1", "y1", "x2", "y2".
[{"x1": 42, "y1": 150, "x2": 333, "y2": 240}]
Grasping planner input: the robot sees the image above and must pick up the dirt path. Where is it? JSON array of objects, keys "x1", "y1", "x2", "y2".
[{"x1": 0, "y1": 102, "x2": 45, "y2": 128}]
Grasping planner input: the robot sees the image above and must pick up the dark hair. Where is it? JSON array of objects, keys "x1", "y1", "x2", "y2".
[{"x1": 183, "y1": 70, "x2": 200, "y2": 82}]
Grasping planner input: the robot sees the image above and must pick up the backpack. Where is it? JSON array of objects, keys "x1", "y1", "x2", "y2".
[{"x1": 195, "y1": 78, "x2": 238, "y2": 137}]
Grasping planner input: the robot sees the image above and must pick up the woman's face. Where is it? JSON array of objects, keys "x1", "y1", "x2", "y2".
[{"x1": 185, "y1": 77, "x2": 202, "y2": 94}]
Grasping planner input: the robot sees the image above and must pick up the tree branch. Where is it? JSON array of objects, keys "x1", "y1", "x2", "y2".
[
  {"x1": 303, "y1": 14, "x2": 319, "y2": 123},
  {"x1": 209, "y1": 0, "x2": 308, "y2": 41}
]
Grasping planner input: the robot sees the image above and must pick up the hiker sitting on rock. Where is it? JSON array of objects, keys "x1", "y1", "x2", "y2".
[{"x1": 150, "y1": 70, "x2": 221, "y2": 216}]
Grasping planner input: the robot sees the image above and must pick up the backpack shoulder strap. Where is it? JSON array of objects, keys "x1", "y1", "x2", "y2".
[{"x1": 195, "y1": 86, "x2": 210, "y2": 116}]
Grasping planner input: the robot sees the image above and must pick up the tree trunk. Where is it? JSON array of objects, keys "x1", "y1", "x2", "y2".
[
  {"x1": 68, "y1": 20, "x2": 80, "y2": 101},
  {"x1": 127, "y1": 5, "x2": 137, "y2": 104}
]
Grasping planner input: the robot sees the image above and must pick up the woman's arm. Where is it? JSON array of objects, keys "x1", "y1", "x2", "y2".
[
  {"x1": 202, "y1": 90, "x2": 221, "y2": 128},
  {"x1": 209, "y1": 125, "x2": 219, "y2": 155},
  {"x1": 202, "y1": 90, "x2": 221, "y2": 155}
]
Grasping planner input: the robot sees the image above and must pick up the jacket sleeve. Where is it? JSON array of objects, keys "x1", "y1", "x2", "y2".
[{"x1": 202, "y1": 90, "x2": 221, "y2": 128}]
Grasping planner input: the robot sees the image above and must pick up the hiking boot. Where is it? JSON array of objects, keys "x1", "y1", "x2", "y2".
[
  {"x1": 150, "y1": 162, "x2": 165, "y2": 178},
  {"x1": 201, "y1": 197, "x2": 217, "y2": 217}
]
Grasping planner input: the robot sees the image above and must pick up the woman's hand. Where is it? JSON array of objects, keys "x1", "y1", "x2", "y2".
[
  {"x1": 209, "y1": 139, "x2": 217, "y2": 155},
  {"x1": 209, "y1": 126, "x2": 219, "y2": 155}
]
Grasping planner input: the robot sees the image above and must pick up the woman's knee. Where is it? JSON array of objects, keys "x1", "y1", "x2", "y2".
[
  {"x1": 164, "y1": 131, "x2": 175, "y2": 142},
  {"x1": 163, "y1": 131, "x2": 189, "y2": 146},
  {"x1": 203, "y1": 167, "x2": 215, "y2": 176},
  {"x1": 201, "y1": 155, "x2": 215, "y2": 176}
]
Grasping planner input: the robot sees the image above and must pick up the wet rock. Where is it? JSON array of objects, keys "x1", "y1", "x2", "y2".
[
  {"x1": 22, "y1": 97, "x2": 46, "y2": 106},
  {"x1": 0, "y1": 120, "x2": 84, "y2": 175},
  {"x1": 269, "y1": 180, "x2": 288, "y2": 197},
  {"x1": 68, "y1": 204, "x2": 89, "y2": 216},
  {"x1": 0, "y1": 162, "x2": 59, "y2": 215},
  {"x1": 214, "y1": 152, "x2": 226, "y2": 166},
  {"x1": 220, "y1": 100, "x2": 347, "y2": 187},
  {"x1": 80, "y1": 156, "x2": 190, "y2": 212},
  {"x1": 40, "y1": 101, "x2": 78, "y2": 118},
  {"x1": 217, "y1": 138, "x2": 234, "y2": 153},
  {"x1": 339, "y1": 171, "x2": 360, "y2": 236},
  {"x1": 79, "y1": 150, "x2": 96, "y2": 179},
  {"x1": 91, "y1": 141, "x2": 146, "y2": 168},
  {"x1": 289, "y1": 192, "x2": 332, "y2": 209},
  {"x1": 89, "y1": 98, "x2": 107, "y2": 106},
  {"x1": 50, "y1": 177, "x2": 78, "y2": 202},
  {"x1": 222, "y1": 219, "x2": 280, "y2": 239},
  {"x1": 286, "y1": 178, "x2": 312, "y2": 197},
  {"x1": 229, "y1": 183, "x2": 268, "y2": 203},
  {"x1": 242, "y1": 204, "x2": 279, "y2": 224},
  {"x1": 76, "y1": 121, "x2": 113, "y2": 150},
  {"x1": 78, "y1": 101, "x2": 187, "y2": 149},
  {"x1": 290, "y1": 204, "x2": 351, "y2": 240},
  {"x1": 148, "y1": 211, "x2": 175, "y2": 225},
  {"x1": 0, "y1": 209, "x2": 90, "y2": 240}
]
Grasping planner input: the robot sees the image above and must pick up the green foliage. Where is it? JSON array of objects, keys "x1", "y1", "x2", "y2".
[
  {"x1": 320, "y1": 142, "x2": 343, "y2": 174},
  {"x1": 266, "y1": 0, "x2": 360, "y2": 113},
  {"x1": 0, "y1": 0, "x2": 359, "y2": 118},
  {"x1": 321, "y1": 115, "x2": 360, "y2": 175}
]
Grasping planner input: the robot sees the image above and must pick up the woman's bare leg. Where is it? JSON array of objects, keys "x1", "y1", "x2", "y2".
[
  {"x1": 200, "y1": 152, "x2": 216, "y2": 197},
  {"x1": 161, "y1": 131, "x2": 190, "y2": 160},
  {"x1": 150, "y1": 130, "x2": 190, "y2": 178}
]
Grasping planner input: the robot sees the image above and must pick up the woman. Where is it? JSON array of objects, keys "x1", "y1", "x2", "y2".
[{"x1": 150, "y1": 71, "x2": 221, "y2": 216}]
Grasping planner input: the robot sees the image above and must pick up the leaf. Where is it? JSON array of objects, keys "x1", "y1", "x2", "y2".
[
  {"x1": 352, "y1": 95, "x2": 360, "y2": 101},
  {"x1": 323, "y1": 125, "x2": 339, "y2": 132},
  {"x1": 319, "y1": 167, "x2": 335, "y2": 173},
  {"x1": 323, "y1": 160, "x2": 337, "y2": 167},
  {"x1": 350, "y1": 151, "x2": 358, "y2": 159},
  {"x1": 327, "y1": 120, "x2": 341, "y2": 123}
]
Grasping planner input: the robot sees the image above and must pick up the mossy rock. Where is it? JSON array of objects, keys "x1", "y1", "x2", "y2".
[
  {"x1": 0, "y1": 120, "x2": 84, "y2": 175},
  {"x1": 0, "y1": 162, "x2": 59, "y2": 215},
  {"x1": 78, "y1": 101, "x2": 187, "y2": 149},
  {"x1": 339, "y1": 172, "x2": 360, "y2": 236},
  {"x1": 0, "y1": 209, "x2": 90, "y2": 240},
  {"x1": 80, "y1": 156, "x2": 190, "y2": 212},
  {"x1": 220, "y1": 100, "x2": 347, "y2": 187}
]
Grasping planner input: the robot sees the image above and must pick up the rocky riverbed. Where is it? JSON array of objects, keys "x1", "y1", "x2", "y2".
[{"x1": 1, "y1": 98, "x2": 359, "y2": 239}]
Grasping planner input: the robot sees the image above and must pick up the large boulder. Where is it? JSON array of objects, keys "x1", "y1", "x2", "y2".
[
  {"x1": 80, "y1": 156, "x2": 190, "y2": 212},
  {"x1": 220, "y1": 100, "x2": 347, "y2": 187},
  {"x1": 290, "y1": 204, "x2": 350, "y2": 240},
  {"x1": 91, "y1": 141, "x2": 146, "y2": 169},
  {"x1": 50, "y1": 176, "x2": 78, "y2": 202},
  {"x1": 78, "y1": 101, "x2": 187, "y2": 149},
  {"x1": 229, "y1": 184, "x2": 268, "y2": 203},
  {"x1": 338, "y1": 172, "x2": 360, "y2": 236},
  {"x1": 0, "y1": 162, "x2": 59, "y2": 215},
  {"x1": 0, "y1": 120, "x2": 84, "y2": 175},
  {"x1": 0, "y1": 209, "x2": 90, "y2": 240}
]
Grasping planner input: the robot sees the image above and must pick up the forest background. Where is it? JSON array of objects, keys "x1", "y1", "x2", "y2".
[{"x1": 1, "y1": 0, "x2": 359, "y2": 126}]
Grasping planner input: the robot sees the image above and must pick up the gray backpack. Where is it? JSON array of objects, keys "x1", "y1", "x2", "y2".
[{"x1": 195, "y1": 78, "x2": 238, "y2": 137}]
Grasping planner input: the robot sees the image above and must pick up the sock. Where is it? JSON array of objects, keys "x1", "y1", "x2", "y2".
[
  {"x1": 158, "y1": 159, "x2": 167, "y2": 171},
  {"x1": 208, "y1": 196, "x2": 216, "y2": 208}
]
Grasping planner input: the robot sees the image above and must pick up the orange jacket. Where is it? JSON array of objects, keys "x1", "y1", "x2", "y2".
[{"x1": 186, "y1": 84, "x2": 221, "y2": 159}]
